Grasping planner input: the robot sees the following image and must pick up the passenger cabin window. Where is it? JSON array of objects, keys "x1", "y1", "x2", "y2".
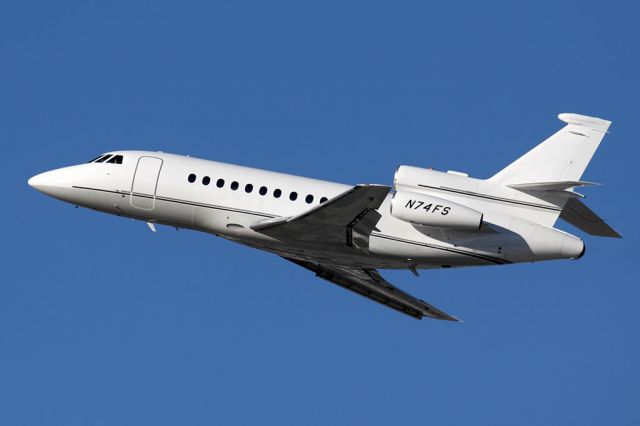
[
  {"x1": 231, "y1": 181, "x2": 239, "y2": 190},
  {"x1": 216, "y1": 179, "x2": 225, "y2": 188},
  {"x1": 273, "y1": 189, "x2": 282, "y2": 198},
  {"x1": 289, "y1": 191, "x2": 298, "y2": 201},
  {"x1": 245, "y1": 184, "x2": 253, "y2": 193},
  {"x1": 202, "y1": 176, "x2": 211, "y2": 185},
  {"x1": 320, "y1": 197, "x2": 328, "y2": 203},
  {"x1": 305, "y1": 194, "x2": 314, "y2": 204},
  {"x1": 259, "y1": 186, "x2": 267, "y2": 196},
  {"x1": 188, "y1": 174, "x2": 196, "y2": 183}
]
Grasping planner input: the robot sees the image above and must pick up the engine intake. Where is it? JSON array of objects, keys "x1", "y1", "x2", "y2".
[{"x1": 390, "y1": 191, "x2": 483, "y2": 230}]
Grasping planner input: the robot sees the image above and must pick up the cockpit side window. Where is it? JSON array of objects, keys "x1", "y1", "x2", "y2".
[
  {"x1": 87, "y1": 155, "x2": 104, "y2": 163},
  {"x1": 95, "y1": 155, "x2": 112, "y2": 163},
  {"x1": 106, "y1": 155, "x2": 123, "y2": 164}
]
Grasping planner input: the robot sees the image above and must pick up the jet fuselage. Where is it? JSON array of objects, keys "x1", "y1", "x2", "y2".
[{"x1": 28, "y1": 150, "x2": 584, "y2": 271}]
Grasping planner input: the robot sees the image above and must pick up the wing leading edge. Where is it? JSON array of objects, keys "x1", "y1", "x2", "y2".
[{"x1": 284, "y1": 257, "x2": 460, "y2": 321}]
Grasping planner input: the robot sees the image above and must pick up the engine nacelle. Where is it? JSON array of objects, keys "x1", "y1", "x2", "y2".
[{"x1": 390, "y1": 191, "x2": 483, "y2": 230}]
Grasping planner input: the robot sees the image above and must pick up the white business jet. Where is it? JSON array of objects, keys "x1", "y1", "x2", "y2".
[{"x1": 28, "y1": 113, "x2": 620, "y2": 321}]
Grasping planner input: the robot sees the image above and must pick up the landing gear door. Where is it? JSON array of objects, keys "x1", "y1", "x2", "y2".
[{"x1": 130, "y1": 156, "x2": 163, "y2": 210}]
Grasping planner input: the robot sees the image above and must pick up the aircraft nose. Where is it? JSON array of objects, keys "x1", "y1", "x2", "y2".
[
  {"x1": 28, "y1": 172, "x2": 49, "y2": 190},
  {"x1": 28, "y1": 167, "x2": 75, "y2": 197}
]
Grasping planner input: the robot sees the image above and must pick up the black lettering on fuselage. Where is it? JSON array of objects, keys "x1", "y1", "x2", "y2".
[{"x1": 405, "y1": 199, "x2": 452, "y2": 216}]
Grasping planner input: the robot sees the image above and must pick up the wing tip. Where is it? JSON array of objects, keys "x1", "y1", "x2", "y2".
[
  {"x1": 423, "y1": 311, "x2": 462, "y2": 322},
  {"x1": 443, "y1": 315, "x2": 463, "y2": 323}
]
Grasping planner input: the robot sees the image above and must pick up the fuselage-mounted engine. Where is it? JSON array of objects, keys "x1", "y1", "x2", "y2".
[{"x1": 390, "y1": 190, "x2": 483, "y2": 231}]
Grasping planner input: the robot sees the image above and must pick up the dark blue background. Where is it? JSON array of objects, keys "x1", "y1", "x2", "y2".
[{"x1": 2, "y1": 1, "x2": 637, "y2": 424}]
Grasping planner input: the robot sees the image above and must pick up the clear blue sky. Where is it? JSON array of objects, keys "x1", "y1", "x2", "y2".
[{"x1": 2, "y1": 1, "x2": 638, "y2": 425}]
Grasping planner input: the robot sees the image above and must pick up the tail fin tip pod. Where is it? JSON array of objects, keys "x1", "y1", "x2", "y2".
[
  {"x1": 557, "y1": 113, "x2": 611, "y2": 131},
  {"x1": 490, "y1": 113, "x2": 612, "y2": 185}
]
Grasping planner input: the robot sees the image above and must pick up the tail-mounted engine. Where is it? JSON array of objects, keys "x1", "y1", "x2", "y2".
[{"x1": 390, "y1": 191, "x2": 483, "y2": 230}]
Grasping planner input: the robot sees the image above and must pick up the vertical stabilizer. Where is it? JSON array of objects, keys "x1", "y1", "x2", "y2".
[
  {"x1": 488, "y1": 113, "x2": 614, "y2": 230},
  {"x1": 490, "y1": 113, "x2": 611, "y2": 185}
]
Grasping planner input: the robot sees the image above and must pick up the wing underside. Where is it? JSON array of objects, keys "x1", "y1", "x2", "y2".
[
  {"x1": 254, "y1": 184, "x2": 458, "y2": 321},
  {"x1": 560, "y1": 197, "x2": 622, "y2": 238},
  {"x1": 284, "y1": 257, "x2": 459, "y2": 321}
]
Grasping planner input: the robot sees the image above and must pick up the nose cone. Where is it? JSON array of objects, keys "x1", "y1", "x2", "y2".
[
  {"x1": 28, "y1": 172, "x2": 50, "y2": 190},
  {"x1": 28, "y1": 167, "x2": 76, "y2": 199}
]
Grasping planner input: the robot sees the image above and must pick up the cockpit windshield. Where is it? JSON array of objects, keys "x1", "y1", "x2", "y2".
[
  {"x1": 87, "y1": 154, "x2": 124, "y2": 164},
  {"x1": 87, "y1": 155, "x2": 105, "y2": 163}
]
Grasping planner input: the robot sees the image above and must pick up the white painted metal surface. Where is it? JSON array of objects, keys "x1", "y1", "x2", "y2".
[
  {"x1": 28, "y1": 113, "x2": 621, "y2": 321},
  {"x1": 131, "y1": 156, "x2": 163, "y2": 210}
]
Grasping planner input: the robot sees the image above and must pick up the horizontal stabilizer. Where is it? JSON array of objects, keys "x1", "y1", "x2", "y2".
[
  {"x1": 507, "y1": 181, "x2": 600, "y2": 192},
  {"x1": 560, "y1": 198, "x2": 621, "y2": 238}
]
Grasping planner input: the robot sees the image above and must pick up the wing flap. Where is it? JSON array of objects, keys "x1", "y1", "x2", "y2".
[
  {"x1": 559, "y1": 198, "x2": 622, "y2": 238},
  {"x1": 284, "y1": 257, "x2": 460, "y2": 321}
]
